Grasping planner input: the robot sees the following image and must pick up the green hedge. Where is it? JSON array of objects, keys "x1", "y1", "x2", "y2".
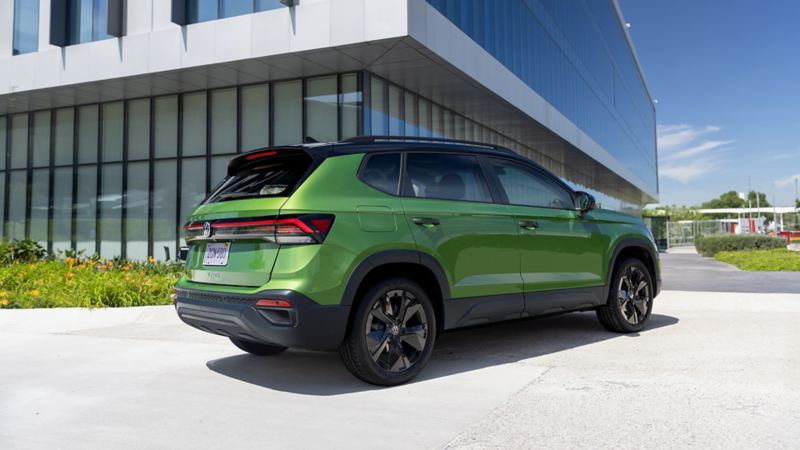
[
  {"x1": 0, "y1": 239, "x2": 184, "y2": 309},
  {"x1": 695, "y1": 235, "x2": 787, "y2": 257},
  {"x1": 716, "y1": 249, "x2": 800, "y2": 272}
]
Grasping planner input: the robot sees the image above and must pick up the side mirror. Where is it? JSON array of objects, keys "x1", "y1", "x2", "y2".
[{"x1": 574, "y1": 191, "x2": 596, "y2": 216}]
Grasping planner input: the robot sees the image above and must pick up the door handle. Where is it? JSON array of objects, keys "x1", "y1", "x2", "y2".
[
  {"x1": 518, "y1": 220, "x2": 539, "y2": 230},
  {"x1": 413, "y1": 217, "x2": 440, "y2": 226}
]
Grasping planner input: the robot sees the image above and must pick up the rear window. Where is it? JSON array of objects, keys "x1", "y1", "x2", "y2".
[{"x1": 205, "y1": 153, "x2": 312, "y2": 203}]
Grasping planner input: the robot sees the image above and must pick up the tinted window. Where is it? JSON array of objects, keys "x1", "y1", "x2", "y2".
[
  {"x1": 361, "y1": 153, "x2": 400, "y2": 194},
  {"x1": 489, "y1": 159, "x2": 574, "y2": 209},
  {"x1": 205, "y1": 153, "x2": 311, "y2": 203},
  {"x1": 406, "y1": 154, "x2": 492, "y2": 202}
]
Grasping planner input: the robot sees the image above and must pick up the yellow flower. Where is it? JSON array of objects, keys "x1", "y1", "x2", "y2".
[
  {"x1": 0, "y1": 299, "x2": 8, "y2": 306},
  {"x1": 148, "y1": 256, "x2": 156, "y2": 264},
  {"x1": 107, "y1": 260, "x2": 114, "y2": 267},
  {"x1": 30, "y1": 289, "x2": 40, "y2": 298},
  {"x1": 0, "y1": 291, "x2": 7, "y2": 298},
  {"x1": 66, "y1": 272, "x2": 75, "y2": 279}
]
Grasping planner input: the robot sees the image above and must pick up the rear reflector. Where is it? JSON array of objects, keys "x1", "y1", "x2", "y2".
[{"x1": 256, "y1": 299, "x2": 292, "y2": 308}]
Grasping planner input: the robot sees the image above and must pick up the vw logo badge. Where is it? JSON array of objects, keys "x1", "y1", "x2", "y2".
[{"x1": 202, "y1": 221, "x2": 212, "y2": 238}]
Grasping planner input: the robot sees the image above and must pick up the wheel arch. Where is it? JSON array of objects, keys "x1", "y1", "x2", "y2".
[
  {"x1": 606, "y1": 238, "x2": 660, "y2": 298},
  {"x1": 340, "y1": 250, "x2": 450, "y2": 334}
]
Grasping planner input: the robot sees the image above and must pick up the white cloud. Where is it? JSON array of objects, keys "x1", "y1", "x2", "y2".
[
  {"x1": 776, "y1": 173, "x2": 800, "y2": 188},
  {"x1": 766, "y1": 152, "x2": 798, "y2": 162},
  {"x1": 657, "y1": 124, "x2": 731, "y2": 183},
  {"x1": 657, "y1": 124, "x2": 722, "y2": 152}
]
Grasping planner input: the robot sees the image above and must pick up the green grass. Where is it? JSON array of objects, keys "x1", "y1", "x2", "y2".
[
  {"x1": 0, "y1": 258, "x2": 183, "y2": 309},
  {"x1": 715, "y1": 249, "x2": 800, "y2": 272}
]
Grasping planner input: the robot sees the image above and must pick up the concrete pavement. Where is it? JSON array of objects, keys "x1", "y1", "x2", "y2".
[{"x1": 1, "y1": 287, "x2": 799, "y2": 449}]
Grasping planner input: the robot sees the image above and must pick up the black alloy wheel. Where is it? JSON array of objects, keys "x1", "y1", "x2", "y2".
[
  {"x1": 339, "y1": 278, "x2": 437, "y2": 386},
  {"x1": 596, "y1": 258, "x2": 654, "y2": 333}
]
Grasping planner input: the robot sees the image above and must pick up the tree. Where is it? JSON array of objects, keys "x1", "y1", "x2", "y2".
[
  {"x1": 796, "y1": 198, "x2": 800, "y2": 209},
  {"x1": 700, "y1": 190, "x2": 770, "y2": 209}
]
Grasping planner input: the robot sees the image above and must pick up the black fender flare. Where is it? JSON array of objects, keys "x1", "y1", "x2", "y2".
[
  {"x1": 605, "y1": 237, "x2": 660, "y2": 299},
  {"x1": 339, "y1": 249, "x2": 451, "y2": 306}
]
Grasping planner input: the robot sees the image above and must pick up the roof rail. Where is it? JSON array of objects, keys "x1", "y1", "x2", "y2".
[{"x1": 340, "y1": 135, "x2": 516, "y2": 154}]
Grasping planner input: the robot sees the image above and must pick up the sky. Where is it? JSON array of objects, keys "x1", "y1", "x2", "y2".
[{"x1": 618, "y1": 0, "x2": 800, "y2": 206}]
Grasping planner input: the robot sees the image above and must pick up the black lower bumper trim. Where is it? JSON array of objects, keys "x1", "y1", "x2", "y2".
[{"x1": 174, "y1": 288, "x2": 350, "y2": 351}]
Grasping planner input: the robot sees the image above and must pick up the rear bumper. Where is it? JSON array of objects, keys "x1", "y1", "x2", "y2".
[{"x1": 174, "y1": 288, "x2": 350, "y2": 351}]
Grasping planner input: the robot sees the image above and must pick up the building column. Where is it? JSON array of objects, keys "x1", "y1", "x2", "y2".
[{"x1": 0, "y1": 0, "x2": 14, "y2": 57}]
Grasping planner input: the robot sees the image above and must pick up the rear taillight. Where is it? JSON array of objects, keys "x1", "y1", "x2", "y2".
[{"x1": 183, "y1": 214, "x2": 335, "y2": 245}]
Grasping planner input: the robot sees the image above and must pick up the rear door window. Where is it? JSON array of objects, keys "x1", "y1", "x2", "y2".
[
  {"x1": 360, "y1": 153, "x2": 401, "y2": 194},
  {"x1": 488, "y1": 158, "x2": 574, "y2": 209},
  {"x1": 404, "y1": 153, "x2": 492, "y2": 202},
  {"x1": 205, "y1": 152, "x2": 312, "y2": 203}
]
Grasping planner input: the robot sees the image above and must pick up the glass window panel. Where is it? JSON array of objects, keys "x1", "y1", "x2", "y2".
[
  {"x1": 8, "y1": 171, "x2": 27, "y2": 240},
  {"x1": 361, "y1": 153, "x2": 400, "y2": 195},
  {"x1": 240, "y1": 84, "x2": 269, "y2": 152},
  {"x1": 102, "y1": 102, "x2": 124, "y2": 162},
  {"x1": 405, "y1": 154, "x2": 492, "y2": 203},
  {"x1": 0, "y1": 117, "x2": 6, "y2": 171},
  {"x1": 78, "y1": 105, "x2": 99, "y2": 164},
  {"x1": 220, "y1": 0, "x2": 253, "y2": 18},
  {"x1": 153, "y1": 160, "x2": 177, "y2": 261},
  {"x1": 431, "y1": 104, "x2": 443, "y2": 137},
  {"x1": 340, "y1": 74, "x2": 359, "y2": 139},
  {"x1": 180, "y1": 158, "x2": 206, "y2": 232},
  {"x1": 154, "y1": 96, "x2": 178, "y2": 158},
  {"x1": 76, "y1": 165, "x2": 97, "y2": 254},
  {"x1": 10, "y1": 114, "x2": 28, "y2": 169},
  {"x1": 211, "y1": 88, "x2": 237, "y2": 154},
  {"x1": 403, "y1": 92, "x2": 418, "y2": 137},
  {"x1": 369, "y1": 77, "x2": 387, "y2": 135},
  {"x1": 128, "y1": 99, "x2": 150, "y2": 160},
  {"x1": 187, "y1": 0, "x2": 218, "y2": 23},
  {"x1": 305, "y1": 76, "x2": 338, "y2": 143},
  {"x1": 454, "y1": 114, "x2": 465, "y2": 140},
  {"x1": 12, "y1": 0, "x2": 39, "y2": 55},
  {"x1": 388, "y1": 85, "x2": 402, "y2": 136},
  {"x1": 273, "y1": 80, "x2": 302, "y2": 146},
  {"x1": 32, "y1": 111, "x2": 51, "y2": 167},
  {"x1": 418, "y1": 98, "x2": 432, "y2": 137},
  {"x1": 100, "y1": 163, "x2": 122, "y2": 257},
  {"x1": 489, "y1": 158, "x2": 574, "y2": 209},
  {"x1": 0, "y1": 172, "x2": 4, "y2": 237},
  {"x1": 92, "y1": 0, "x2": 110, "y2": 41},
  {"x1": 256, "y1": 0, "x2": 285, "y2": 11},
  {"x1": 30, "y1": 168, "x2": 49, "y2": 245},
  {"x1": 182, "y1": 92, "x2": 207, "y2": 156},
  {"x1": 443, "y1": 109, "x2": 453, "y2": 137},
  {"x1": 125, "y1": 162, "x2": 149, "y2": 261},
  {"x1": 54, "y1": 109, "x2": 75, "y2": 166},
  {"x1": 52, "y1": 167, "x2": 73, "y2": 253},
  {"x1": 210, "y1": 155, "x2": 230, "y2": 191}
]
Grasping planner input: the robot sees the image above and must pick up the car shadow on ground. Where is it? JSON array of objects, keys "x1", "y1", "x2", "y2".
[{"x1": 206, "y1": 311, "x2": 679, "y2": 396}]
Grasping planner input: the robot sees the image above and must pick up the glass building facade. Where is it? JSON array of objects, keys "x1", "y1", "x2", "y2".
[
  {"x1": 426, "y1": 0, "x2": 657, "y2": 196},
  {"x1": 12, "y1": 0, "x2": 39, "y2": 55},
  {"x1": 0, "y1": 73, "x2": 361, "y2": 260}
]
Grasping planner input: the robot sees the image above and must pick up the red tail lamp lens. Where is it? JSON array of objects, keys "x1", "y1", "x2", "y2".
[
  {"x1": 256, "y1": 299, "x2": 293, "y2": 308},
  {"x1": 244, "y1": 150, "x2": 278, "y2": 161}
]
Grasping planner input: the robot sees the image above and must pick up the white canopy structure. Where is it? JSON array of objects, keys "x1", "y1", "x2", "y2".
[{"x1": 698, "y1": 207, "x2": 799, "y2": 233}]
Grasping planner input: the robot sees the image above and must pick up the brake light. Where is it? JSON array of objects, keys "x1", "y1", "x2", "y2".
[
  {"x1": 183, "y1": 214, "x2": 335, "y2": 244},
  {"x1": 244, "y1": 150, "x2": 277, "y2": 160}
]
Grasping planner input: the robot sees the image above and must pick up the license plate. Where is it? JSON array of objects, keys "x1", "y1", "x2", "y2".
[{"x1": 203, "y1": 242, "x2": 231, "y2": 266}]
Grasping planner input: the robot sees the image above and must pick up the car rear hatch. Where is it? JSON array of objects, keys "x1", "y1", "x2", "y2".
[{"x1": 183, "y1": 147, "x2": 328, "y2": 287}]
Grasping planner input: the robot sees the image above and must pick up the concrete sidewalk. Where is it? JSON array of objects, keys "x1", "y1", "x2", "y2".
[{"x1": 1, "y1": 290, "x2": 799, "y2": 449}]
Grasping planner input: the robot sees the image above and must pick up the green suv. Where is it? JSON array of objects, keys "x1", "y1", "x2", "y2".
[{"x1": 175, "y1": 136, "x2": 660, "y2": 385}]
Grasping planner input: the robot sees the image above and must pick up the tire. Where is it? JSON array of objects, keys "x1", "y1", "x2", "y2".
[
  {"x1": 230, "y1": 338, "x2": 288, "y2": 356},
  {"x1": 339, "y1": 278, "x2": 437, "y2": 386},
  {"x1": 597, "y1": 258, "x2": 654, "y2": 333}
]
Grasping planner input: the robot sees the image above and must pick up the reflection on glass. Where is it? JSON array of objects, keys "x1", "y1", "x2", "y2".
[
  {"x1": 154, "y1": 96, "x2": 178, "y2": 158},
  {"x1": 54, "y1": 109, "x2": 75, "y2": 166},
  {"x1": 8, "y1": 171, "x2": 27, "y2": 240},
  {"x1": 369, "y1": 77, "x2": 387, "y2": 135},
  {"x1": 180, "y1": 158, "x2": 207, "y2": 228},
  {"x1": 78, "y1": 105, "x2": 99, "y2": 164},
  {"x1": 240, "y1": 84, "x2": 269, "y2": 152},
  {"x1": 76, "y1": 165, "x2": 97, "y2": 254},
  {"x1": 33, "y1": 111, "x2": 51, "y2": 167},
  {"x1": 67, "y1": 0, "x2": 111, "y2": 44},
  {"x1": 305, "y1": 76, "x2": 338, "y2": 143},
  {"x1": 211, "y1": 88, "x2": 237, "y2": 154},
  {"x1": 340, "y1": 74, "x2": 360, "y2": 139},
  {"x1": 30, "y1": 169, "x2": 50, "y2": 245},
  {"x1": 100, "y1": 163, "x2": 122, "y2": 257},
  {"x1": 153, "y1": 160, "x2": 177, "y2": 261},
  {"x1": 128, "y1": 99, "x2": 151, "y2": 161},
  {"x1": 125, "y1": 162, "x2": 149, "y2": 261},
  {"x1": 102, "y1": 102, "x2": 124, "y2": 162},
  {"x1": 52, "y1": 167, "x2": 73, "y2": 252},
  {"x1": 10, "y1": 114, "x2": 28, "y2": 169},
  {"x1": 273, "y1": 80, "x2": 302, "y2": 145},
  {"x1": 12, "y1": 0, "x2": 39, "y2": 55},
  {"x1": 182, "y1": 92, "x2": 207, "y2": 157}
]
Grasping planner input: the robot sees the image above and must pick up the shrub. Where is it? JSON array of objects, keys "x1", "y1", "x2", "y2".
[
  {"x1": 715, "y1": 249, "x2": 800, "y2": 272},
  {"x1": 694, "y1": 234, "x2": 786, "y2": 257},
  {"x1": 0, "y1": 252, "x2": 184, "y2": 309},
  {"x1": 0, "y1": 239, "x2": 48, "y2": 264}
]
